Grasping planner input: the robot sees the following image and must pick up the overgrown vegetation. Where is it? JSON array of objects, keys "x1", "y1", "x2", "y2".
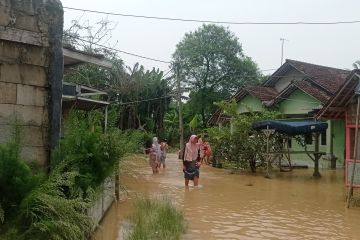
[
  {"x1": 0, "y1": 123, "x2": 45, "y2": 225},
  {"x1": 127, "y1": 197, "x2": 185, "y2": 240},
  {"x1": 207, "y1": 100, "x2": 280, "y2": 172},
  {"x1": 0, "y1": 111, "x2": 148, "y2": 239}
]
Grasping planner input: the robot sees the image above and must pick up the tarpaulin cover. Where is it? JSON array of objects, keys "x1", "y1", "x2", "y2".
[{"x1": 252, "y1": 120, "x2": 328, "y2": 136}]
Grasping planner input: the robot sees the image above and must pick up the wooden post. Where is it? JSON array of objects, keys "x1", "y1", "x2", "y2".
[
  {"x1": 347, "y1": 96, "x2": 360, "y2": 208},
  {"x1": 313, "y1": 132, "x2": 321, "y2": 178},
  {"x1": 329, "y1": 121, "x2": 337, "y2": 169},
  {"x1": 262, "y1": 126, "x2": 275, "y2": 178}
]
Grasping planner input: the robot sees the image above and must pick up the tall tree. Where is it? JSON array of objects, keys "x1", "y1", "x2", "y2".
[{"x1": 172, "y1": 24, "x2": 261, "y2": 127}]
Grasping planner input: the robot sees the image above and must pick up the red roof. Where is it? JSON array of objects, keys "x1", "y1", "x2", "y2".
[
  {"x1": 287, "y1": 59, "x2": 350, "y2": 94},
  {"x1": 208, "y1": 59, "x2": 353, "y2": 125},
  {"x1": 234, "y1": 86, "x2": 278, "y2": 102},
  {"x1": 244, "y1": 86, "x2": 278, "y2": 102}
]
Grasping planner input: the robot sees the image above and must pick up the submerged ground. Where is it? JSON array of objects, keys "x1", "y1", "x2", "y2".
[{"x1": 94, "y1": 154, "x2": 360, "y2": 240}]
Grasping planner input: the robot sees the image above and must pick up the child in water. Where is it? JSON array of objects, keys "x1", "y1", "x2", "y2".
[{"x1": 159, "y1": 139, "x2": 169, "y2": 169}]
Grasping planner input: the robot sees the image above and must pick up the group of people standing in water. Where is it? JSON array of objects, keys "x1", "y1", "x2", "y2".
[
  {"x1": 148, "y1": 137, "x2": 168, "y2": 174},
  {"x1": 147, "y1": 134, "x2": 212, "y2": 187}
]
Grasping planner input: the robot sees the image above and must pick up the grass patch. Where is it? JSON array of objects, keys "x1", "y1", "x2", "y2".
[{"x1": 127, "y1": 197, "x2": 185, "y2": 240}]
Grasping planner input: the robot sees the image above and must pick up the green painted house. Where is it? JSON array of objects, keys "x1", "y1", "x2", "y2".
[{"x1": 209, "y1": 59, "x2": 350, "y2": 168}]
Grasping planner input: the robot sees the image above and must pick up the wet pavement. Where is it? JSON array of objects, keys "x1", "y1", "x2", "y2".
[{"x1": 93, "y1": 154, "x2": 360, "y2": 240}]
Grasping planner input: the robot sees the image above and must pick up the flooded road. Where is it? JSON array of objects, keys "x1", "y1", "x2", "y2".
[{"x1": 94, "y1": 154, "x2": 360, "y2": 240}]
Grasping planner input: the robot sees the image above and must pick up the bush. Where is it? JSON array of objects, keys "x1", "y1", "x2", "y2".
[
  {"x1": 15, "y1": 167, "x2": 92, "y2": 240},
  {"x1": 0, "y1": 125, "x2": 44, "y2": 223},
  {"x1": 127, "y1": 197, "x2": 185, "y2": 240},
  {"x1": 51, "y1": 110, "x2": 150, "y2": 195},
  {"x1": 1, "y1": 110, "x2": 149, "y2": 239},
  {"x1": 207, "y1": 100, "x2": 280, "y2": 172}
]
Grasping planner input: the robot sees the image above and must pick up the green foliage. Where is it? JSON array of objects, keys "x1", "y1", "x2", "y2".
[
  {"x1": 189, "y1": 115, "x2": 201, "y2": 131},
  {"x1": 207, "y1": 100, "x2": 280, "y2": 172},
  {"x1": 15, "y1": 167, "x2": 92, "y2": 240},
  {"x1": 127, "y1": 197, "x2": 185, "y2": 240},
  {"x1": 54, "y1": 111, "x2": 146, "y2": 192},
  {"x1": 173, "y1": 24, "x2": 261, "y2": 126},
  {"x1": 1, "y1": 110, "x2": 147, "y2": 239},
  {"x1": 0, "y1": 125, "x2": 44, "y2": 223},
  {"x1": 0, "y1": 203, "x2": 4, "y2": 224},
  {"x1": 116, "y1": 64, "x2": 172, "y2": 133}
]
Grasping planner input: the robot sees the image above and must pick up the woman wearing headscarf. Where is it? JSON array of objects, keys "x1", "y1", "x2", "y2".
[
  {"x1": 149, "y1": 137, "x2": 161, "y2": 174},
  {"x1": 183, "y1": 135, "x2": 201, "y2": 186}
]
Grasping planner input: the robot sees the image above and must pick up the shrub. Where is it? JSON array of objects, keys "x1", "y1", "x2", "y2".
[
  {"x1": 207, "y1": 100, "x2": 280, "y2": 172},
  {"x1": 53, "y1": 111, "x2": 122, "y2": 191},
  {"x1": 0, "y1": 125, "x2": 44, "y2": 223},
  {"x1": 16, "y1": 167, "x2": 92, "y2": 240}
]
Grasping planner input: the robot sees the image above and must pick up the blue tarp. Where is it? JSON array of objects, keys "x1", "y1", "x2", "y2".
[{"x1": 252, "y1": 120, "x2": 328, "y2": 136}]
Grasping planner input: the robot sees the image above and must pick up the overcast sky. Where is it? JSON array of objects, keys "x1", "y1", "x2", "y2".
[{"x1": 61, "y1": 0, "x2": 360, "y2": 74}]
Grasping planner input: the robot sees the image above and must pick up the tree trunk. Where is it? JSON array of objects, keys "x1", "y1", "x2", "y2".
[{"x1": 201, "y1": 107, "x2": 207, "y2": 128}]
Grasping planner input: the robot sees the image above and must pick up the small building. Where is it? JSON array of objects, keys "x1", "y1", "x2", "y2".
[
  {"x1": 208, "y1": 59, "x2": 350, "y2": 167},
  {"x1": 316, "y1": 70, "x2": 360, "y2": 163}
]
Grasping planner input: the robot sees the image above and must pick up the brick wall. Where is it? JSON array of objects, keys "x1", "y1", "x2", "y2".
[{"x1": 0, "y1": 0, "x2": 63, "y2": 166}]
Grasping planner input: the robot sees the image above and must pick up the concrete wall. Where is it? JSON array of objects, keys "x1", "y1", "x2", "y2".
[
  {"x1": 237, "y1": 94, "x2": 265, "y2": 113},
  {"x1": 274, "y1": 69, "x2": 303, "y2": 92},
  {"x1": 278, "y1": 89, "x2": 320, "y2": 115},
  {"x1": 88, "y1": 175, "x2": 116, "y2": 230},
  {"x1": 0, "y1": 0, "x2": 63, "y2": 165}
]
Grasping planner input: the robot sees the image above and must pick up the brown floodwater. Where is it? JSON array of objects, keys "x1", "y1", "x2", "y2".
[{"x1": 93, "y1": 154, "x2": 360, "y2": 240}]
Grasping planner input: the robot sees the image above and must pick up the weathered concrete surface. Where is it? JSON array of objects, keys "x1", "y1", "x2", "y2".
[
  {"x1": 88, "y1": 175, "x2": 116, "y2": 231},
  {"x1": 0, "y1": 0, "x2": 63, "y2": 165}
]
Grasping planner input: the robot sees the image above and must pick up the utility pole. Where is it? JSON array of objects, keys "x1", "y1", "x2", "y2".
[
  {"x1": 280, "y1": 38, "x2": 288, "y2": 65},
  {"x1": 176, "y1": 64, "x2": 184, "y2": 158}
]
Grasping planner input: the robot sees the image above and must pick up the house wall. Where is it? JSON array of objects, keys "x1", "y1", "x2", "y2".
[
  {"x1": 0, "y1": 0, "x2": 63, "y2": 165},
  {"x1": 331, "y1": 119, "x2": 345, "y2": 166},
  {"x1": 278, "y1": 89, "x2": 320, "y2": 115},
  {"x1": 237, "y1": 95, "x2": 265, "y2": 113},
  {"x1": 274, "y1": 69, "x2": 304, "y2": 92},
  {"x1": 278, "y1": 90, "x2": 345, "y2": 168}
]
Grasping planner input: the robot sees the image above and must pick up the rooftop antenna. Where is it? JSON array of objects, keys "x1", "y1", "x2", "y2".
[{"x1": 280, "y1": 38, "x2": 289, "y2": 65}]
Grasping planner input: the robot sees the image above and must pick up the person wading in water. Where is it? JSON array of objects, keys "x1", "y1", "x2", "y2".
[
  {"x1": 183, "y1": 135, "x2": 201, "y2": 186},
  {"x1": 149, "y1": 137, "x2": 161, "y2": 174},
  {"x1": 159, "y1": 138, "x2": 169, "y2": 169}
]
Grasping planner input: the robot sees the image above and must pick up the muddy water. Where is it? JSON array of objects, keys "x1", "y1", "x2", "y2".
[{"x1": 93, "y1": 154, "x2": 360, "y2": 240}]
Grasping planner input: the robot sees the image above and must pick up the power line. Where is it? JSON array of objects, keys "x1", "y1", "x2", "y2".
[
  {"x1": 64, "y1": 36, "x2": 349, "y2": 78},
  {"x1": 64, "y1": 34, "x2": 171, "y2": 64},
  {"x1": 63, "y1": 6, "x2": 360, "y2": 25},
  {"x1": 119, "y1": 95, "x2": 174, "y2": 105}
]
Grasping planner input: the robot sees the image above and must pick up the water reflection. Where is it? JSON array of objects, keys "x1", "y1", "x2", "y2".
[{"x1": 93, "y1": 154, "x2": 360, "y2": 240}]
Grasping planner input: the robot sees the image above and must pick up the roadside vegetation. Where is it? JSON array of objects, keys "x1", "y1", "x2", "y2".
[
  {"x1": 207, "y1": 100, "x2": 281, "y2": 172},
  {"x1": 127, "y1": 197, "x2": 185, "y2": 240},
  {"x1": 0, "y1": 112, "x2": 150, "y2": 239}
]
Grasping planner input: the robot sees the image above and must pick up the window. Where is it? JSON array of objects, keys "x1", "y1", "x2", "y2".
[
  {"x1": 287, "y1": 138, "x2": 292, "y2": 148},
  {"x1": 321, "y1": 130, "x2": 327, "y2": 146},
  {"x1": 305, "y1": 134, "x2": 313, "y2": 145}
]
